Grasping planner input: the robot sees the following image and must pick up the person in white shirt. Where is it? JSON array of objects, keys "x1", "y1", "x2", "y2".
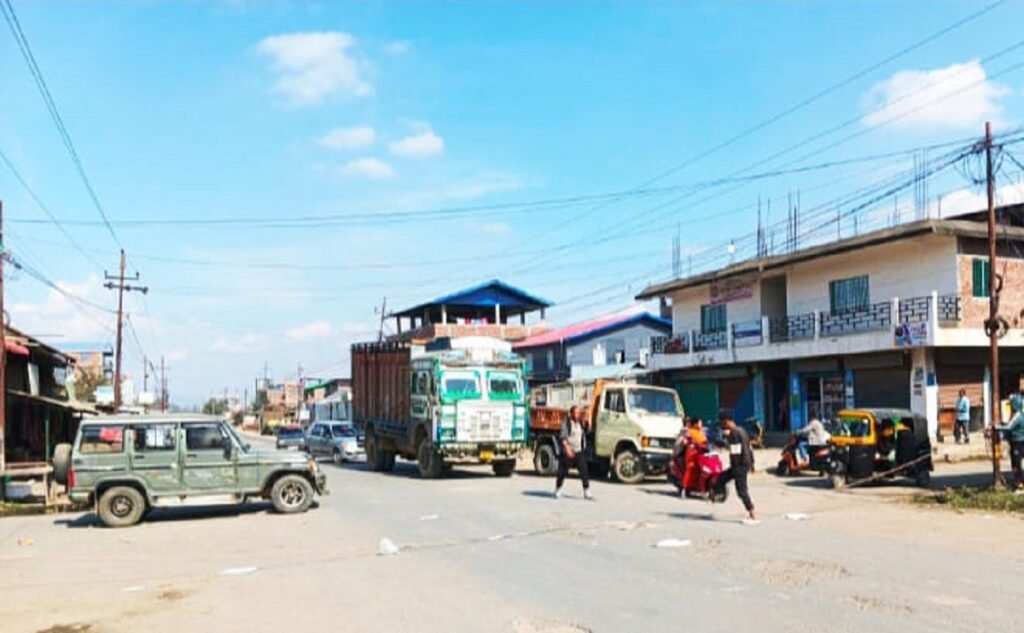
[{"x1": 796, "y1": 418, "x2": 831, "y2": 462}]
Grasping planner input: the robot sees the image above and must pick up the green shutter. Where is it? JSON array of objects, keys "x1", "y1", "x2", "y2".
[{"x1": 973, "y1": 258, "x2": 990, "y2": 298}]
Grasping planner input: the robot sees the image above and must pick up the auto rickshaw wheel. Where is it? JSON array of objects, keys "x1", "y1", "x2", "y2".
[
  {"x1": 914, "y1": 468, "x2": 931, "y2": 488},
  {"x1": 828, "y1": 473, "x2": 846, "y2": 489}
]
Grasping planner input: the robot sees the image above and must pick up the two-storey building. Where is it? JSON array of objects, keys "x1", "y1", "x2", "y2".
[{"x1": 636, "y1": 207, "x2": 1024, "y2": 440}]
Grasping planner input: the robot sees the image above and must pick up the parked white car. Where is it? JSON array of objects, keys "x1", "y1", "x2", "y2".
[{"x1": 306, "y1": 421, "x2": 364, "y2": 464}]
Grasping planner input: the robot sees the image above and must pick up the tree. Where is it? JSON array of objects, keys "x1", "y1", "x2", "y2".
[
  {"x1": 72, "y1": 368, "x2": 109, "y2": 403},
  {"x1": 202, "y1": 398, "x2": 227, "y2": 416}
]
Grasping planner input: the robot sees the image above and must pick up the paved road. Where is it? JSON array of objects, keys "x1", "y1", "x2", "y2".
[{"x1": 1, "y1": 436, "x2": 1022, "y2": 633}]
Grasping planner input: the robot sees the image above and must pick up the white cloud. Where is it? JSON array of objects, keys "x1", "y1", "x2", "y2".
[
  {"x1": 317, "y1": 126, "x2": 376, "y2": 150},
  {"x1": 286, "y1": 319, "x2": 333, "y2": 341},
  {"x1": 341, "y1": 157, "x2": 395, "y2": 180},
  {"x1": 8, "y1": 274, "x2": 114, "y2": 343},
  {"x1": 861, "y1": 60, "x2": 1010, "y2": 131},
  {"x1": 389, "y1": 129, "x2": 444, "y2": 158},
  {"x1": 210, "y1": 332, "x2": 267, "y2": 355},
  {"x1": 383, "y1": 40, "x2": 413, "y2": 55},
  {"x1": 258, "y1": 31, "x2": 372, "y2": 106}
]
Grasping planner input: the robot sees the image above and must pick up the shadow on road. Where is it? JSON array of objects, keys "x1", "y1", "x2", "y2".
[
  {"x1": 663, "y1": 511, "x2": 719, "y2": 522},
  {"x1": 335, "y1": 460, "x2": 509, "y2": 481},
  {"x1": 53, "y1": 501, "x2": 322, "y2": 529},
  {"x1": 521, "y1": 490, "x2": 556, "y2": 499}
]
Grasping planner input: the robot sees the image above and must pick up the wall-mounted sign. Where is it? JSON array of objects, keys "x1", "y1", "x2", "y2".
[
  {"x1": 732, "y1": 321, "x2": 763, "y2": 347},
  {"x1": 894, "y1": 322, "x2": 928, "y2": 347},
  {"x1": 710, "y1": 277, "x2": 754, "y2": 305}
]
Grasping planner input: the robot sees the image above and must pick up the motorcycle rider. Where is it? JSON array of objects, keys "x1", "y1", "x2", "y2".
[{"x1": 795, "y1": 417, "x2": 831, "y2": 463}]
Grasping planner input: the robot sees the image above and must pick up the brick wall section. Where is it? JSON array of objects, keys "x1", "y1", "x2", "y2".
[{"x1": 957, "y1": 255, "x2": 1024, "y2": 329}]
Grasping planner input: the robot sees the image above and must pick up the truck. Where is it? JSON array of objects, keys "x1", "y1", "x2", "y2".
[
  {"x1": 529, "y1": 379, "x2": 684, "y2": 484},
  {"x1": 351, "y1": 336, "x2": 529, "y2": 478}
]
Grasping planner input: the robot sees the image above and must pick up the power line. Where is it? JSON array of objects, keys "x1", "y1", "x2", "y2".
[
  {"x1": 0, "y1": 148, "x2": 106, "y2": 269},
  {"x1": 0, "y1": 0, "x2": 123, "y2": 249}
]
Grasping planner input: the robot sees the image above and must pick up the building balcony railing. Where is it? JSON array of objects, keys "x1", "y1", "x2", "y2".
[{"x1": 651, "y1": 292, "x2": 963, "y2": 356}]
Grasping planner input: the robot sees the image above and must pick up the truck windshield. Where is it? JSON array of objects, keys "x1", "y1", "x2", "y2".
[
  {"x1": 487, "y1": 371, "x2": 521, "y2": 400},
  {"x1": 441, "y1": 370, "x2": 481, "y2": 400},
  {"x1": 627, "y1": 389, "x2": 680, "y2": 416}
]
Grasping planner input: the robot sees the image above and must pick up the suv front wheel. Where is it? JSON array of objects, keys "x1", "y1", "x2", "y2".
[
  {"x1": 270, "y1": 474, "x2": 314, "y2": 514},
  {"x1": 98, "y1": 486, "x2": 147, "y2": 528}
]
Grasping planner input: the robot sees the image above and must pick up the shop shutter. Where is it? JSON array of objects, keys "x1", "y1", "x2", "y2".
[
  {"x1": 718, "y1": 377, "x2": 751, "y2": 418},
  {"x1": 854, "y1": 368, "x2": 910, "y2": 409},
  {"x1": 677, "y1": 380, "x2": 718, "y2": 423},
  {"x1": 936, "y1": 367, "x2": 984, "y2": 409}
]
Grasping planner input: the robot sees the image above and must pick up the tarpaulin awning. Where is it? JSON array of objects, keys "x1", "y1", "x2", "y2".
[{"x1": 5, "y1": 340, "x2": 30, "y2": 356}]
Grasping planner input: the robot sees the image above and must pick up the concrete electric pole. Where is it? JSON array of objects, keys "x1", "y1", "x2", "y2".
[{"x1": 104, "y1": 250, "x2": 148, "y2": 411}]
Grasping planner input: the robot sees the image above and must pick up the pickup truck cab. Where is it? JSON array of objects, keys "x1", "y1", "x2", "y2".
[
  {"x1": 530, "y1": 380, "x2": 684, "y2": 484},
  {"x1": 54, "y1": 415, "x2": 328, "y2": 527}
]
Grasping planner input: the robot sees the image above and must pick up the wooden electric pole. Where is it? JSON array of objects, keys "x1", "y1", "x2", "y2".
[
  {"x1": 160, "y1": 355, "x2": 167, "y2": 413},
  {"x1": 985, "y1": 122, "x2": 1004, "y2": 488},
  {"x1": 104, "y1": 250, "x2": 148, "y2": 411}
]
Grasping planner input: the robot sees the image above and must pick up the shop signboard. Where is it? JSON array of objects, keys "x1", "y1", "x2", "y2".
[
  {"x1": 894, "y1": 321, "x2": 927, "y2": 347},
  {"x1": 710, "y1": 277, "x2": 754, "y2": 305}
]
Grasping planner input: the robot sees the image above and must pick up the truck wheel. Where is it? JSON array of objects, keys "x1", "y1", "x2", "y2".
[
  {"x1": 365, "y1": 431, "x2": 382, "y2": 472},
  {"x1": 97, "y1": 486, "x2": 146, "y2": 528},
  {"x1": 417, "y1": 440, "x2": 443, "y2": 479},
  {"x1": 381, "y1": 451, "x2": 396, "y2": 472},
  {"x1": 492, "y1": 460, "x2": 516, "y2": 477},
  {"x1": 270, "y1": 475, "x2": 314, "y2": 514},
  {"x1": 52, "y1": 443, "x2": 72, "y2": 486},
  {"x1": 613, "y1": 449, "x2": 645, "y2": 485},
  {"x1": 533, "y1": 443, "x2": 558, "y2": 476}
]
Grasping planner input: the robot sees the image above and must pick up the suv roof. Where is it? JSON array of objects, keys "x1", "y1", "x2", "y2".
[{"x1": 80, "y1": 413, "x2": 225, "y2": 426}]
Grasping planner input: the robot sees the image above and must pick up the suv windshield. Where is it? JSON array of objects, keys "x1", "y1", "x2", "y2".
[
  {"x1": 331, "y1": 424, "x2": 356, "y2": 437},
  {"x1": 627, "y1": 389, "x2": 680, "y2": 416},
  {"x1": 487, "y1": 371, "x2": 521, "y2": 400},
  {"x1": 224, "y1": 423, "x2": 250, "y2": 452}
]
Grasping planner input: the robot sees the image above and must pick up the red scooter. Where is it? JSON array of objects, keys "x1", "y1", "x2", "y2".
[{"x1": 668, "y1": 447, "x2": 728, "y2": 502}]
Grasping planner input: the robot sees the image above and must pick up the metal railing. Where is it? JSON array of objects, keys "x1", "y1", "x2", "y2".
[
  {"x1": 692, "y1": 330, "x2": 727, "y2": 351},
  {"x1": 768, "y1": 313, "x2": 815, "y2": 342}
]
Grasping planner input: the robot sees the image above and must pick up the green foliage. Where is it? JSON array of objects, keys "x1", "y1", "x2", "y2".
[
  {"x1": 202, "y1": 398, "x2": 227, "y2": 415},
  {"x1": 913, "y1": 486, "x2": 1024, "y2": 514}
]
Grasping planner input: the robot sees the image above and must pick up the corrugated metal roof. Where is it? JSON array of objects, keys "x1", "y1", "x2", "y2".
[
  {"x1": 391, "y1": 279, "x2": 552, "y2": 318},
  {"x1": 513, "y1": 312, "x2": 670, "y2": 349}
]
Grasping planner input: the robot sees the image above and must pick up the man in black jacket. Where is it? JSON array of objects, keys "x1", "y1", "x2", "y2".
[{"x1": 715, "y1": 417, "x2": 756, "y2": 521}]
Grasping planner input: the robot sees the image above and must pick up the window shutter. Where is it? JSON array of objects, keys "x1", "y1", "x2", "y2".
[{"x1": 973, "y1": 258, "x2": 990, "y2": 297}]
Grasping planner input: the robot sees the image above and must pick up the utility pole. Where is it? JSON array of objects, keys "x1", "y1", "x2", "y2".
[
  {"x1": 985, "y1": 122, "x2": 1004, "y2": 488},
  {"x1": 0, "y1": 200, "x2": 6, "y2": 475},
  {"x1": 143, "y1": 355, "x2": 149, "y2": 392},
  {"x1": 104, "y1": 250, "x2": 148, "y2": 411},
  {"x1": 376, "y1": 297, "x2": 388, "y2": 342},
  {"x1": 160, "y1": 355, "x2": 167, "y2": 413}
]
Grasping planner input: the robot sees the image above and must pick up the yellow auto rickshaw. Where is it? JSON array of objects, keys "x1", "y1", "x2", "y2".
[{"x1": 825, "y1": 408, "x2": 933, "y2": 488}]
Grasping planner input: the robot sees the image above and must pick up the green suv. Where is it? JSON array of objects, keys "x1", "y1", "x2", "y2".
[{"x1": 54, "y1": 415, "x2": 328, "y2": 528}]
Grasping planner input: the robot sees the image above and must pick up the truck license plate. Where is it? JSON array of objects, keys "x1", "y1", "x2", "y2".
[{"x1": 479, "y1": 450, "x2": 494, "y2": 461}]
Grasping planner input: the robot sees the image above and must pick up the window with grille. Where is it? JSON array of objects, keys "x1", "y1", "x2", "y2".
[
  {"x1": 700, "y1": 304, "x2": 726, "y2": 333},
  {"x1": 828, "y1": 275, "x2": 870, "y2": 313}
]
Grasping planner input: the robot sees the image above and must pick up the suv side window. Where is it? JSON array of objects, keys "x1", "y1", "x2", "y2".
[
  {"x1": 133, "y1": 424, "x2": 177, "y2": 452},
  {"x1": 80, "y1": 425, "x2": 125, "y2": 454},
  {"x1": 310, "y1": 424, "x2": 323, "y2": 438},
  {"x1": 185, "y1": 424, "x2": 228, "y2": 451}
]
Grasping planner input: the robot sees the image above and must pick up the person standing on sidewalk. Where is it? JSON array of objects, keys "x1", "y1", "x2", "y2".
[
  {"x1": 555, "y1": 405, "x2": 592, "y2": 500},
  {"x1": 715, "y1": 418, "x2": 756, "y2": 521},
  {"x1": 1006, "y1": 393, "x2": 1024, "y2": 490},
  {"x1": 954, "y1": 389, "x2": 971, "y2": 444}
]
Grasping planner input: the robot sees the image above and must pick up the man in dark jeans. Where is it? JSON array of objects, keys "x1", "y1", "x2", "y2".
[
  {"x1": 715, "y1": 418, "x2": 756, "y2": 521},
  {"x1": 555, "y1": 405, "x2": 592, "y2": 500}
]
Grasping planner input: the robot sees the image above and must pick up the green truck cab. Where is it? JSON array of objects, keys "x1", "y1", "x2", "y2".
[{"x1": 54, "y1": 415, "x2": 327, "y2": 527}]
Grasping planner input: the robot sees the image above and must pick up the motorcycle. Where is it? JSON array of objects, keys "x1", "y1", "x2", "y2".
[
  {"x1": 668, "y1": 446, "x2": 728, "y2": 502},
  {"x1": 775, "y1": 434, "x2": 830, "y2": 477}
]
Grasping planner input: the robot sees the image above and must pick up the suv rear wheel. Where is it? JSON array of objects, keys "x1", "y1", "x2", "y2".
[
  {"x1": 270, "y1": 475, "x2": 314, "y2": 514},
  {"x1": 98, "y1": 486, "x2": 146, "y2": 528}
]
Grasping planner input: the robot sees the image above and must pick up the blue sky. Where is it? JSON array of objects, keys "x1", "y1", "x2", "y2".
[{"x1": 3, "y1": 1, "x2": 1024, "y2": 403}]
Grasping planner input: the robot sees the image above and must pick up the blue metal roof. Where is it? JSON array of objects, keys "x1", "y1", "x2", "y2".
[{"x1": 392, "y1": 279, "x2": 552, "y2": 318}]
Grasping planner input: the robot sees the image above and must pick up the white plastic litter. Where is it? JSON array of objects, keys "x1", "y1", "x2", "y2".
[
  {"x1": 784, "y1": 513, "x2": 811, "y2": 521},
  {"x1": 419, "y1": 514, "x2": 440, "y2": 521},
  {"x1": 653, "y1": 538, "x2": 692, "y2": 548},
  {"x1": 219, "y1": 566, "x2": 259, "y2": 576},
  {"x1": 742, "y1": 519, "x2": 761, "y2": 527},
  {"x1": 378, "y1": 538, "x2": 400, "y2": 556},
  {"x1": 488, "y1": 534, "x2": 508, "y2": 542}
]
